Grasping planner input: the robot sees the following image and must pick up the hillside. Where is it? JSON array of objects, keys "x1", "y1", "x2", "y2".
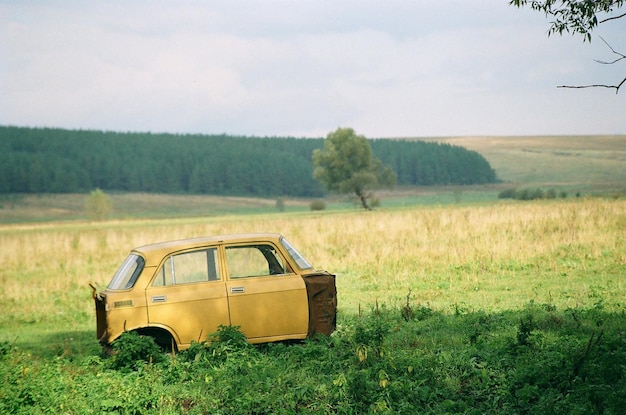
[{"x1": 422, "y1": 135, "x2": 626, "y2": 192}]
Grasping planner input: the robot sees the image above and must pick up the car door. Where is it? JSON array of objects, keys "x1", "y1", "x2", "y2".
[
  {"x1": 145, "y1": 247, "x2": 230, "y2": 347},
  {"x1": 224, "y1": 243, "x2": 309, "y2": 342}
]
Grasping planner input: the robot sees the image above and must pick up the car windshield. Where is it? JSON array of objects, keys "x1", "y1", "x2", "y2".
[
  {"x1": 108, "y1": 254, "x2": 145, "y2": 290},
  {"x1": 280, "y1": 237, "x2": 313, "y2": 270}
]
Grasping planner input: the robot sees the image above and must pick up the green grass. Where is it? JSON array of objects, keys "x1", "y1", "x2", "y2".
[{"x1": 2, "y1": 301, "x2": 625, "y2": 414}]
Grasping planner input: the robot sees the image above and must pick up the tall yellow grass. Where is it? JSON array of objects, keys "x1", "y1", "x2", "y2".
[{"x1": 0, "y1": 198, "x2": 624, "y2": 336}]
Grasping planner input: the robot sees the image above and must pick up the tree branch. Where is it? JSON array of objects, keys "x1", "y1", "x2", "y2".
[
  {"x1": 558, "y1": 36, "x2": 626, "y2": 94},
  {"x1": 594, "y1": 37, "x2": 626, "y2": 65},
  {"x1": 558, "y1": 75, "x2": 626, "y2": 94},
  {"x1": 510, "y1": 1, "x2": 626, "y2": 93},
  {"x1": 599, "y1": 12, "x2": 626, "y2": 24}
]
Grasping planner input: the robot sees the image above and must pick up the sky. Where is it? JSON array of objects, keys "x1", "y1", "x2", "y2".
[{"x1": 1, "y1": 0, "x2": 625, "y2": 138}]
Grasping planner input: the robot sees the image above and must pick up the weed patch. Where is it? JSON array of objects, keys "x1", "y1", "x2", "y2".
[{"x1": 1, "y1": 303, "x2": 625, "y2": 413}]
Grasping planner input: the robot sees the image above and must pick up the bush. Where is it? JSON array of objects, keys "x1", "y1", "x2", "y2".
[
  {"x1": 502, "y1": 187, "x2": 562, "y2": 201},
  {"x1": 0, "y1": 340, "x2": 11, "y2": 357},
  {"x1": 516, "y1": 188, "x2": 544, "y2": 200},
  {"x1": 85, "y1": 188, "x2": 112, "y2": 221},
  {"x1": 179, "y1": 325, "x2": 252, "y2": 365},
  {"x1": 275, "y1": 198, "x2": 285, "y2": 212},
  {"x1": 310, "y1": 199, "x2": 326, "y2": 211},
  {"x1": 498, "y1": 188, "x2": 517, "y2": 199},
  {"x1": 108, "y1": 331, "x2": 165, "y2": 371}
]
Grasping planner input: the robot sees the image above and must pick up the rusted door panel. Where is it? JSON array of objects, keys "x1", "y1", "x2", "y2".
[{"x1": 303, "y1": 273, "x2": 337, "y2": 336}]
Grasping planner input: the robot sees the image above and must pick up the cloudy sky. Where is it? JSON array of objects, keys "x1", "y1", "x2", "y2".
[{"x1": 1, "y1": 0, "x2": 624, "y2": 138}]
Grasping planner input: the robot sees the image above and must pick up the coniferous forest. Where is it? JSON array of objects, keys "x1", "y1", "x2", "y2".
[{"x1": 0, "y1": 126, "x2": 497, "y2": 196}]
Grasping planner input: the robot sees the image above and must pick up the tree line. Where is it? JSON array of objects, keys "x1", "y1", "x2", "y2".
[{"x1": 0, "y1": 126, "x2": 497, "y2": 197}]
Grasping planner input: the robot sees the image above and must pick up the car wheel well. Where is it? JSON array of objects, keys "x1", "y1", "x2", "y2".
[{"x1": 134, "y1": 327, "x2": 178, "y2": 352}]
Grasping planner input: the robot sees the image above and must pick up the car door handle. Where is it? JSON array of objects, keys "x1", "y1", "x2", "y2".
[
  {"x1": 230, "y1": 286, "x2": 245, "y2": 294},
  {"x1": 152, "y1": 295, "x2": 167, "y2": 303}
]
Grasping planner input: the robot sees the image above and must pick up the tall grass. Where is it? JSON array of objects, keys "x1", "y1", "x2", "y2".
[{"x1": 1, "y1": 197, "x2": 624, "y2": 353}]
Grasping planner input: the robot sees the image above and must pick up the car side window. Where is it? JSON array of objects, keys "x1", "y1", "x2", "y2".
[
  {"x1": 152, "y1": 248, "x2": 220, "y2": 286},
  {"x1": 226, "y1": 244, "x2": 292, "y2": 279}
]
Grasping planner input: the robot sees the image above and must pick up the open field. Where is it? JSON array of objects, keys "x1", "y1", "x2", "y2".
[
  {"x1": 1, "y1": 198, "x2": 625, "y2": 412},
  {"x1": 1, "y1": 197, "x2": 624, "y2": 351}
]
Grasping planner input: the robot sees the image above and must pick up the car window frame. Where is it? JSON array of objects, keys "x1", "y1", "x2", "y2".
[
  {"x1": 150, "y1": 246, "x2": 221, "y2": 287},
  {"x1": 107, "y1": 254, "x2": 145, "y2": 290},
  {"x1": 280, "y1": 237, "x2": 313, "y2": 270},
  {"x1": 224, "y1": 242, "x2": 294, "y2": 280}
]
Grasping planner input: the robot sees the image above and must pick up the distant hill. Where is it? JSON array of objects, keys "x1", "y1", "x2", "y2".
[
  {"x1": 0, "y1": 126, "x2": 497, "y2": 196},
  {"x1": 418, "y1": 135, "x2": 626, "y2": 192}
]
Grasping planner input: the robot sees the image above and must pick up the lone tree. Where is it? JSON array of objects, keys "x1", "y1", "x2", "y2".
[
  {"x1": 312, "y1": 128, "x2": 396, "y2": 210},
  {"x1": 510, "y1": 0, "x2": 625, "y2": 93}
]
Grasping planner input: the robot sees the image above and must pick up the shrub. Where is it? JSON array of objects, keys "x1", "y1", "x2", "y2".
[
  {"x1": 502, "y1": 187, "x2": 560, "y2": 201},
  {"x1": 179, "y1": 325, "x2": 252, "y2": 365},
  {"x1": 85, "y1": 188, "x2": 112, "y2": 221},
  {"x1": 275, "y1": 198, "x2": 285, "y2": 212},
  {"x1": 207, "y1": 324, "x2": 248, "y2": 347},
  {"x1": 352, "y1": 306, "x2": 391, "y2": 358},
  {"x1": 108, "y1": 331, "x2": 165, "y2": 371},
  {"x1": 310, "y1": 199, "x2": 326, "y2": 211},
  {"x1": 0, "y1": 340, "x2": 11, "y2": 357},
  {"x1": 530, "y1": 188, "x2": 544, "y2": 199},
  {"x1": 498, "y1": 188, "x2": 517, "y2": 199}
]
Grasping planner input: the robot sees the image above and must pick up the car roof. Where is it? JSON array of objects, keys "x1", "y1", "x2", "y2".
[{"x1": 132, "y1": 233, "x2": 284, "y2": 266}]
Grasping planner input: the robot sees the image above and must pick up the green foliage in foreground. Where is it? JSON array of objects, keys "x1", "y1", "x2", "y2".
[{"x1": 2, "y1": 302, "x2": 625, "y2": 414}]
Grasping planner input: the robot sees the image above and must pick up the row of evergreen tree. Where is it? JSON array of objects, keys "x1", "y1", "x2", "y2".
[{"x1": 0, "y1": 126, "x2": 497, "y2": 197}]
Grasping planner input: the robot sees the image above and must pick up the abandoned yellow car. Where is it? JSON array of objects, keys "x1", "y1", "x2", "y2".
[{"x1": 91, "y1": 233, "x2": 336, "y2": 350}]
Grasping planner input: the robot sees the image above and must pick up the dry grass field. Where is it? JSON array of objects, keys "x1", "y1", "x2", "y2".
[{"x1": 1, "y1": 197, "x2": 624, "y2": 353}]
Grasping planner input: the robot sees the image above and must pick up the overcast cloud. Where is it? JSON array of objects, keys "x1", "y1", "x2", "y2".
[{"x1": 1, "y1": 0, "x2": 624, "y2": 138}]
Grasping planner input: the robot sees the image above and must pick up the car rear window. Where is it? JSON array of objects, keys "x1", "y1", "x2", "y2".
[{"x1": 107, "y1": 254, "x2": 145, "y2": 290}]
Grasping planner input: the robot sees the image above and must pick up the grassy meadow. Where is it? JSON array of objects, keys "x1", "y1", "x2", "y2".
[
  {"x1": 1, "y1": 135, "x2": 625, "y2": 413},
  {"x1": 1, "y1": 197, "x2": 625, "y2": 353}
]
